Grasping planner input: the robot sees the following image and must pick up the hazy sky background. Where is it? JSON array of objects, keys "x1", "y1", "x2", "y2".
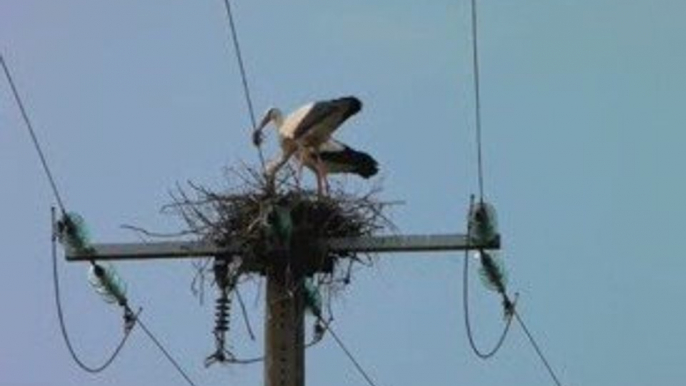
[{"x1": 2, "y1": 1, "x2": 685, "y2": 385}]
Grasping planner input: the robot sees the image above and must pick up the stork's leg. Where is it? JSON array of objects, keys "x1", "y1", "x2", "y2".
[
  {"x1": 295, "y1": 161, "x2": 305, "y2": 190},
  {"x1": 315, "y1": 172, "x2": 324, "y2": 197},
  {"x1": 294, "y1": 145, "x2": 309, "y2": 191},
  {"x1": 265, "y1": 148, "x2": 295, "y2": 191},
  {"x1": 320, "y1": 164, "x2": 330, "y2": 195},
  {"x1": 311, "y1": 151, "x2": 324, "y2": 196},
  {"x1": 313, "y1": 152, "x2": 329, "y2": 197}
]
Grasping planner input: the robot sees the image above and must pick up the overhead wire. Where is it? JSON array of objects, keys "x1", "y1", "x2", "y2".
[
  {"x1": 133, "y1": 315, "x2": 198, "y2": 386},
  {"x1": 5, "y1": 51, "x2": 200, "y2": 383},
  {"x1": 51, "y1": 208, "x2": 135, "y2": 373},
  {"x1": 469, "y1": 0, "x2": 485, "y2": 202},
  {"x1": 256, "y1": 283, "x2": 382, "y2": 386},
  {"x1": 326, "y1": 325, "x2": 381, "y2": 386},
  {"x1": 306, "y1": 296, "x2": 383, "y2": 386},
  {"x1": 465, "y1": 3, "x2": 564, "y2": 383},
  {"x1": 462, "y1": 198, "x2": 563, "y2": 385},
  {"x1": 4, "y1": 35, "x2": 138, "y2": 376},
  {"x1": 462, "y1": 198, "x2": 514, "y2": 359},
  {"x1": 514, "y1": 311, "x2": 563, "y2": 386},
  {"x1": 52, "y1": 208, "x2": 199, "y2": 386},
  {"x1": 220, "y1": 0, "x2": 266, "y2": 171},
  {"x1": 462, "y1": 253, "x2": 514, "y2": 359},
  {"x1": 202, "y1": 305, "x2": 342, "y2": 366},
  {"x1": 3, "y1": 42, "x2": 143, "y2": 373},
  {"x1": 1, "y1": 54, "x2": 67, "y2": 216},
  {"x1": 7, "y1": 43, "x2": 136, "y2": 375}
]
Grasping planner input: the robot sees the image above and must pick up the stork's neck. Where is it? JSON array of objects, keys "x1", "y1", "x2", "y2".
[{"x1": 270, "y1": 108, "x2": 285, "y2": 129}]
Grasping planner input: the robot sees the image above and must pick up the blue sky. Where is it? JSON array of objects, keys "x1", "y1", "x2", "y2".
[{"x1": 2, "y1": 1, "x2": 685, "y2": 385}]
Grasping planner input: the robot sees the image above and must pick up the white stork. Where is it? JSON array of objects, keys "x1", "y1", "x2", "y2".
[
  {"x1": 295, "y1": 139, "x2": 379, "y2": 192},
  {"x1": 252, "y1": 96, "x2": 363, "y2": 193}
]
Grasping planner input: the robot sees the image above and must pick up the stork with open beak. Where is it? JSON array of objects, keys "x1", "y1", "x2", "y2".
[{"x1": 252, "y1": 96, "x2": 363, "y2": 194}]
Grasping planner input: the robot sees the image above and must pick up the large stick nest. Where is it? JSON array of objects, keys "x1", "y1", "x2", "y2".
[{"x1": 160, "y1": 165, "x2": 395, "y2": 300}]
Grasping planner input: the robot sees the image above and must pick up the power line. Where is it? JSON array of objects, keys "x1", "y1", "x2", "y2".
[
  {"x1": 327, "y1": 326, "x2": 382, "y2": 386},
  {"x1": 469, "y1": 0, "x2": 485, "y2": 202},
  {"x1": 461, "y1": 194, "x2": 564, "y2": 384},
  {"x1": 1, "y1": 54, "x2": 68, "y2": 215},
  {"x1": 51, "y1": 208, "x2": 135, "y2": 373},
  {"x1": 514, "y1": 311, "x2": 563, "y2": 386},
  {"x1": 462, "y1": 248, "x2": 514, "y2": 359},
  {"x1": 305, "y1": 305, "x2": 381, "y2": 386},
  {"x1": 133, "y1": 315, "x2": 198, "y2": 386},
  {"x1": 462, "y1": 197, "x2": 513, "y2": 359},
  {"x1": 52, "y1": 209, "x2": 198, "y2": 385},
  {"x1": 465, "y1": 2, "x2": 566, "y2": 383},
  {"x1": 220, "y1": 0, "x2": 266, "y2": 170}
]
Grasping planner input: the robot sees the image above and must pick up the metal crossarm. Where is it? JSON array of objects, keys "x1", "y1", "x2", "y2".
[
  {"x1": 64, "y1": 233, "x2": 500, "y2": 262},
  {"x1": 326, "y1": 234, "x2": 499, "y2": 253},
  {"x1": 65, "y1": 241, "x2": 240, "y2": 261}
]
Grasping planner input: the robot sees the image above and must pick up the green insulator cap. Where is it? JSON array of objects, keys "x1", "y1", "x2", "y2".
[
  {"x1": 88, "y1": 263, "x2": 128, "y2": 306},
  {"x1": 476, "y1": 250, "x2": 508, "y2": 294},
  {"x1": 58, "y1": 212, "x2": 94, "y2": 255},
  {"x1": 303, "y1": 280, "x2": 322, "y2": 317},
  {"x1": 468, "y1": 202, "x2": 498, "y2": 245}
]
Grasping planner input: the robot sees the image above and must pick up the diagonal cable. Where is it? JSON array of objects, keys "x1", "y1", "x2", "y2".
[
  {"x1": 133, "y1": 314, "x2": 198, "y2": 386},
  {"x1": 52, "y1": 209, "x2": 198, "y2": 385},
  {"x1": 463, "y1": 249, "x2": 515, "y2": 359},
  {"x1": 2, "y1": 54, "x2": 67, "y2": 215},
  {"x1": 219, "y1": 0, "x2": 266, "y2": 170},
  {"x1": 51, "y1": 208, "x2": 135, "y2": 373},
  {"x1": 326, "y1": 326, "x2": 381, "y2": 386},
  {"x1": 514, "y1": 311, "x2": 563, "y2": 386},
  {"x1": 462, "y1": 196, "x2": 514, "y2": 359}
]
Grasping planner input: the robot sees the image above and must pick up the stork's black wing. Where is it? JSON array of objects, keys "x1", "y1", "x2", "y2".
[
  {"x1": 319, "y1": 142, "x2": 378, "y2": 178},
  {"x1": 293, "y1": 96, "x2": 362, "y2": 140}
]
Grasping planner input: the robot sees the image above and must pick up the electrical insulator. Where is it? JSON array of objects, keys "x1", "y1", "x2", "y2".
[
  {"x1": 205, "y1": 258, "x2": 235, "y2": 366},
  {"x1": 214, "y1": 294, "x2": 231, "y2": 336},
  {"x1": 474, "y1": 250, "x2": 508, "y2": 294},
  {"x1": 468, "y1": 201, "x2": 498, "y2": 245},
  {"x1": 57, "y1": 212, "x2": 93, "y2": 254},
  {"x1": 303, "y1": 280, "x2": 322, "y2": 317},
  {"x1": 88, "y1": 263, "x2": 128, "y2": 306}
]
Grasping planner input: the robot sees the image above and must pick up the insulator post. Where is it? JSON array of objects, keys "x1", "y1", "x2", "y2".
[
  {"x1": 468, "y1": 201, "x2": 499, "y2": 245},
  {"x1": 214, "y1": 294, "x2": 231, "y2": 334},
  {"x1": 88, "y1": 262, "x2": 128, "y2": 306},
  {"x1": 478, "y1": 251, "x2": 507, "y2": 294},
  {"x1": 205, "y1": 257, "x2": 236, "y2": 366},
  {"x1": 57, "y1": 212, "x2": 95, "y2": 254},
  {"x1": 303, "y1": 280, "x2": 322, "y2": 318}
]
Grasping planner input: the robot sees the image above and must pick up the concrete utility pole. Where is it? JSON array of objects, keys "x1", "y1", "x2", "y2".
[{"x1": 66, "y1": 233, "x2": 499, "y2": 386}]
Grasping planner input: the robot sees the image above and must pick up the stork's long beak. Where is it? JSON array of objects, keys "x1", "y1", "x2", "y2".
[
  {"x1": 257, "y1": 111, "x2": 273, "y2": 131},
  {"x1": 252, "y1": 111, "x2": 272, "y2": 146}
]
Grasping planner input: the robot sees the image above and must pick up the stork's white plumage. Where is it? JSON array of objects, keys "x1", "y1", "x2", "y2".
[{"x1": 252, "y1": 96, "x2": 363, "y2": 193}]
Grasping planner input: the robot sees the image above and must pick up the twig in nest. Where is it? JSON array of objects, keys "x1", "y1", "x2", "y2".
[
  {"x1": 234, "y1": 286, "x2": 256, "y2": 341},
  {"x1": 190, "y1": 258, "x2": 213, "y2": 305}
]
